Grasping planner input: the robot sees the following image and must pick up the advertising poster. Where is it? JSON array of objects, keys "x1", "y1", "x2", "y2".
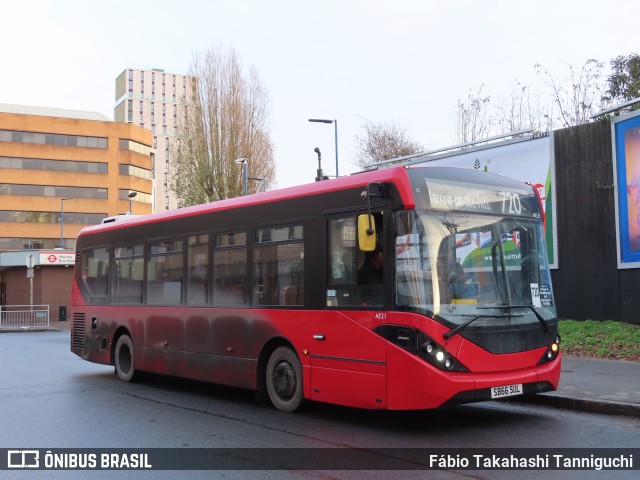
[{"x1": 612, "y1": 110, "x2": 640, "y2": 268}]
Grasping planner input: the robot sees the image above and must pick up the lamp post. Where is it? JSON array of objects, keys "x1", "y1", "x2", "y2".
[
  {"x1": 234, "y1": 158, "x2": 248, "y2": 196},
  {"x1": 308, "y1": 118, "x2": 338, "y2": 177},
  {"x1": 128, "y1": 191, "x2": 138, "y2": 214},
  {"x1": 60, "y1": 198, "x2": 73, "y2": 249},
  {"x1": 248, "y1": 176, "x2": 266, "y2": 192}
]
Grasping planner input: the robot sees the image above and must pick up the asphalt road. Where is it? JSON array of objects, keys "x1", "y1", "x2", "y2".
[{"x1": 1, "y1": 330, "x2": 639, "y2": 479}]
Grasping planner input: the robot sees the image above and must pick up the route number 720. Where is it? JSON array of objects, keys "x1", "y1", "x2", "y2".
[{"x1": 498, "y1": 191, "x2": 522, "y2": 215}]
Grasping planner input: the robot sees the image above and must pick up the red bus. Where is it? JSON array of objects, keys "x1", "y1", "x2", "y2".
[{"x1": 70, "y1": 166, "x2": 561, "y2": 412}]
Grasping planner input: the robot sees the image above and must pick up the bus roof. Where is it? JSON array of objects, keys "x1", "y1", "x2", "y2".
[
  {"x1": 79, "y1": 165, "x2": 532, "y2": 238},
  {"x1": 80, "y1": 166, "x2": 416, "y2": 236}
]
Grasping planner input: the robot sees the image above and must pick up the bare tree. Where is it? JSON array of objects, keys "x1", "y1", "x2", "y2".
[
  {"x1": 535, "y1": 59, "x2": 608, "y2": 128},
  {"x1": 354, "y1": 118, "x2": 424, "y2": 169},
  {"x1": 171, "y1": 46, "x2": 275, "y2": 207},
  {"x1": 453, "y1": 85, "x2": 494, "y2": 144},
  {"x1": 496, "y1": 80, "x2": 553, "y2": 134}
]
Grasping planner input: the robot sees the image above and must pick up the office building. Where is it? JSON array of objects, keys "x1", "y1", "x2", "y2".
[
  {"x1": 0, "y1": 104, "x2": 153, "y2": 319},
  {"x1": 114, "y1": 68, "x2": 195, "y2": 211}
]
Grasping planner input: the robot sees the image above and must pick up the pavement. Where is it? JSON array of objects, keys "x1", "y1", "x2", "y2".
[{"x1": 3, "y1": 321, "x2": 640, "y2": 418}]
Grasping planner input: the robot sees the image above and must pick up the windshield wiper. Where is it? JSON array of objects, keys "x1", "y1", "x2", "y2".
[
  {"x1": 476, "y1": 304, "x2": 550, "y2": 332},
  {"x1": 443, "y1": 312, "x2": 523, "y2": 340}
]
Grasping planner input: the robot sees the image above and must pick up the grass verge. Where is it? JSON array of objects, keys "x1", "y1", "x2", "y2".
[{"x1": 559, "y1": 319, "x2": 640, "y2": 362}]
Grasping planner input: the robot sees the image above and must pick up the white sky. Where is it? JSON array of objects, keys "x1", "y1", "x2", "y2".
[{"x1": 1, "y1": 0, "x2": 638, "y2": 188}]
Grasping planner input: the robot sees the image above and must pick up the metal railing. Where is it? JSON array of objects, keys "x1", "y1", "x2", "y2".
[{"x1": 0, "y1": 305, "x2": 50, "y2": 329}]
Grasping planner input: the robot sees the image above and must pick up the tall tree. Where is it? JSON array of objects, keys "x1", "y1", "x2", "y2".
[
  {"x1": 171, "y1": 46, "x2": 275, "y2": 207},
  {"x1": 603, "y1": 53, "x2": 640, "y2": 105},
  {"x1": 354, "y1": 119, "x2": 424, "y2": 169}
]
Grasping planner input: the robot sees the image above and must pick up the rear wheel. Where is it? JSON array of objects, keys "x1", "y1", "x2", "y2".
[
  {"x1": 265, "y1": 347, "x2": 303, "y2": 412},
  {"x1": 114, "y1": 334, "x2": 138, "y2": 382}
]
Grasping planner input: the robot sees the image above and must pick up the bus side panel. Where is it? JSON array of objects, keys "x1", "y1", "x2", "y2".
[
  {"x1": 183, "y1": 352, "x2": 258, "y2": 390},
  {"x1": 386, "y1": 344, "x2": 474, "y2": 410},
  {"x1": 307, "y1": 312, "x2": 389, "y2": 409},
  {"x1": 70, "y1": 306, "x2": 112, "y2": 365},
  {"x1": 181, "y1": 309, "x2": 281, "y2": 390},
  {"x1": 310, "y1": 367, "x2": 386, "y2": 409},
  {"x1": 142, "y1": 308, "x2": 185, "y2": 378}
]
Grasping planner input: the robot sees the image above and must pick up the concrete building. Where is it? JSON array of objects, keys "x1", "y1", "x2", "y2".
[
  {"x1": 0, "y1": 104, "x2": 153, "y2": 320},
  {"x1": 114, "y1": 68, "x2": 195, "y2": 211}
]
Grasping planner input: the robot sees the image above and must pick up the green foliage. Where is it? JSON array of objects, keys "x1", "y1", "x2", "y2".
[
  {"x1": 603, "y1": 53, "x2": 640, "y2": 105},
  {"x1": 558, "y1": 319, "x2": 640, "y2": 361}
]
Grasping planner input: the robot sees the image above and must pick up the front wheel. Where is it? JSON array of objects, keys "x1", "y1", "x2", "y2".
[
  {"x1": 265, "y1": 347, "x2": 303, "y2": 412},
  {"x1": 114, "y1": 334, "x2": 138, "y2": 382}
]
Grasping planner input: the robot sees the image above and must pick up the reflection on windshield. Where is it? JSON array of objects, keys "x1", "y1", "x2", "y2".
[{"x1": 395, "y1": 210, "x2": 555, "y2": 324}]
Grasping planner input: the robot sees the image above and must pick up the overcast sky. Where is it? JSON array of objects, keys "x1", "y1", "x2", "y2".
[{"x1": 1, "y1": 0, "x2": 638, "y2": 188}]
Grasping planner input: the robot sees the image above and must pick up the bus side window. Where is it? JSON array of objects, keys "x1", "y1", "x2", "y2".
[
  {"x1": 253, "y1": 225, "x2": 304, "y2": 306},
  {"x1": 213, "y1": 232, "x2": 248, "y2": 306},
  {"x1": 112, "y1": 245, "x2": 144, "y2": 304},
  {"x1": 187, "y1": 234, "x2": 209, "y2": 305},
  {"x1": 147, "y1": 239, "x2": 184, "y2": 305},
  {"x1": 327, "y1": 214, "x2": 383, "y2": 308},
  {"x1": 81, "y1": 247, "x2": 110, "y2": 299},
  {"x1": 327, "y1": 218, "x2": 358, "y2": 306}
]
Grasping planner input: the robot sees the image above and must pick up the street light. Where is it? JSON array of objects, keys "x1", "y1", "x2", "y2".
[
  {"x1": 234, "y1": 158, "x2": 248, "y2": 196},
  {"x1": 248, "y1": 176, "x2": 266, "y2": 192},
  {"x1": 128, "y1": 191, "x2": 138, "y2": 214},
  {"x1": 308, "y1": 118, "x2": 339, "y2": 177},
  {"x1": 60, "y1": 198, "x2": 73, "y2": 249}
]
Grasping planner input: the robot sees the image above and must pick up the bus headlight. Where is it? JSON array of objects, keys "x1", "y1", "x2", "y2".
[
  {"x1": 417, "y1": 334, "x2": 467, "y2": 372},
  {"x1": 538, "y1": 335, "x2": 561, "y2": 365},
  {"x1": 373, "y1": 325, "x2": 468, "y2": 372}
]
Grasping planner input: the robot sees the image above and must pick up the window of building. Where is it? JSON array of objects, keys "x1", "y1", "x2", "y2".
[
  {"x1": 0, "y1": 184, "x2": 108, "y2": 199},
  {"x1": 0, "y1": 156, "x2": 107, "y2": 173},
  {"x1": 118, "y1": 164, "x2": 152, "y2": 180},
  {"x1": 0, "y1": 130, "x2": 107, "y2": 149},
  {"x1": 0, "y1": 210, "x2": 106, "y2": 225}
]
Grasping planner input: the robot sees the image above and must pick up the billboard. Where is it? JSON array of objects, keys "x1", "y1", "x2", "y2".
[
  {"x1": 612, "y1": 110, "x2": 640, "y2": 268},
  {"x1": 411, "y1": 133, "x2": 558, "y2": 268}
]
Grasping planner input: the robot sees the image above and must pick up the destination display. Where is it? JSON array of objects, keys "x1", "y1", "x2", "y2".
[{"x1": 423, "y1": 179, "x2": 539, "y2": 218}]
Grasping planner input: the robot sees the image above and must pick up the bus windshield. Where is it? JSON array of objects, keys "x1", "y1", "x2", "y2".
[{"x1": 395, "y1": 209, "x2": 556, "y2": 341}]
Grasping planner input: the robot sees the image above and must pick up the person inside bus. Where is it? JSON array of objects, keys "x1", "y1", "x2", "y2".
[{"x1": 358, "y1": 246, "x2": 383, "y2": 285}]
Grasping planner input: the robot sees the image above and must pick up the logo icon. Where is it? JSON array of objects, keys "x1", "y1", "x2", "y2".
[{"x1": 8, "y1": 450, "x2": 40, "y2": 469}]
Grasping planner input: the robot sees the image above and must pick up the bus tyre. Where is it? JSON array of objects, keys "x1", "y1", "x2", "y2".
[
  {"x1": 114, "y1": 335, "x2": 138, "y2": 382},
  {"x1": 266, "y1": 347, "x2": 303, "y2": 413}
]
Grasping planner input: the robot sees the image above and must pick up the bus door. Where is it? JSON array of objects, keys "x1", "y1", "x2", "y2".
[{"x1": 308, "y1": 214, "x2": 388, "y2": 409}]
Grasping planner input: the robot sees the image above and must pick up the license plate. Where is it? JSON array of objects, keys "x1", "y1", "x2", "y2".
[{"x1": 491, "y1": 383, "x2": 523, "y2": 399}]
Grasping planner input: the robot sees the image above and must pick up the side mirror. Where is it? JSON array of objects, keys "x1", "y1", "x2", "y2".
[{"x1": 358, "y1": 214, "x2": 376, "y2": 252}]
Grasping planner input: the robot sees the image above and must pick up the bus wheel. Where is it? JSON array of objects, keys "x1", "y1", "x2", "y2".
[
  {"x1": 114, "y1": 335, "x2": 138, "y2": 382},
  {"x1": 266, "y1": 347, "x2": 303, "y2": 412}
]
